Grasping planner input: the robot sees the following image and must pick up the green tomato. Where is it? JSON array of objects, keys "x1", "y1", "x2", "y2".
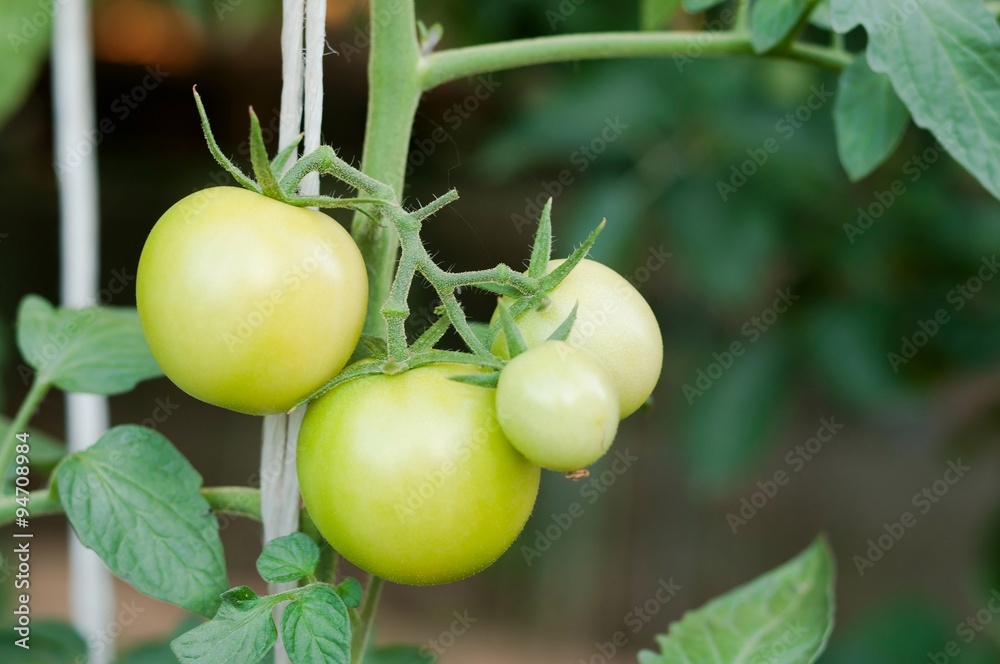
[
  {"x1": 496, "y1": 341, "x2": 619, "y2": 472},
  {"x1": 494, "y1": 258, "x2": 662, "y2": 418},
  {"x1": 297, "y1": 363, "x2": 540, "y2": 585},
  {"x1": 136, "y1": 186, "x2": 367, "y2": 415}
]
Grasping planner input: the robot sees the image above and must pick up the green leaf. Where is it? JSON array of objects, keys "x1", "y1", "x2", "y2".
[
  {"x1": 681, "y1": 338, "x2": 789, "y2": 492},
  {"x1": 0, "y1": 416, "x2": 66, "y2": 477},
  {"x1": 496, "y1": 303, "x2": 528, "y2": 358},
  {"x1": 527, "y1": 199, "x2": 553, "y2": 280},
  {"x1": 637, "y1": 537, "x2": 835, "y2": 664},
  {"x1": 281, "y1": 586, "x2": 351, "y2": 664},
  {"x1": 0, "y1": 619, "x2": 86, "y2": 663},
  {"x1": 364, "y1": 645, "x2": 435, "y2": 664},
  {"x1": 335, "y1": 577, "x2": 363, "y2": 609},
  {"x1": 809, "y1": 0, "x2": 833, "y2": 29},
  {"x1": 642, "y1": 0, "x2": 684, "y2": 29},
  {"x1": 257, "y1": 532, "x2": 320, "y2": 584},
  {"x1": 0, "y1": 0, "x2": 52, "y2": 129},
  {"x1": 834, "y1": 55, "x2": 911, "y2": 180},
  {"x1": 682, "y1": 0, "x2": 727, "y2": 12},
  {"x1": 56, "y1": 425, "x2": 228, "y2": 617},
  {"x1": 15, "y1": 295, "x2": 163, "y2": 395},
  {"x1": 830, "y1": 0, "x2": 1000, "y2": 200},
  {"x1": 749, "y1": 0, "x2": 820, "y2": 53},
  {"x1": 546, "y1": 302, "x2": 579, "y2": 342},
  {"x1": 172, "y1": 587, "x2": 278, "y2": 664}
]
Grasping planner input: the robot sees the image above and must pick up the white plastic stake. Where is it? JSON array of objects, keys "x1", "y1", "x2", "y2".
[
  {"x1": 262, "y1": 0, "x2": 325, "y2": 662},
  {"x1": 51, "y1": 0, "x2": 114, "y2": 661}
]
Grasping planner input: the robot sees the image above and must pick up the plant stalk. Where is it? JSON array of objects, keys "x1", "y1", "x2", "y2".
[
  {"x1": 0, "y1": 380, "x2": 50, "y2": 493},
  {"x1": 351, "y1": 0, "x2": 423, "y2": 339},
  {"x1": 419, "y1": 31, "x2": 852, "y2": 90}
]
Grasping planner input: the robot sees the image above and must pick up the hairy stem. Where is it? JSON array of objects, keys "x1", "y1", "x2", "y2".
[
  {"x1": 350, "y1": 576, "x2": 385, "y2": 663},
  {"x1": 351, "y1": 0, "x2": 423, "y2": 339},
  {"x1": 0, "y1": 380, "x2": 51, "y2": 494},
  {"x1": 420, "y1": 31, "x2": 851, "y2": 90}
]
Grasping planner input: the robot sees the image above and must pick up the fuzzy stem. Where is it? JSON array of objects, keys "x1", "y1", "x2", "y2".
[{"x1": 419, "y1": 31, "x2": 851, "y2": 90}]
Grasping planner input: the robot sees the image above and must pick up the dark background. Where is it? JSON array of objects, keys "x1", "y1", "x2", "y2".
[{"x1": 2, "y1": 0, "x2": 1000, "y2": 661}]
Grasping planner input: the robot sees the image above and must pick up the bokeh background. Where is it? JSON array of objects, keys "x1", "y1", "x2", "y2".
[{"x1": 3, "y1": 0, "x2": 1000, "y2": 662}]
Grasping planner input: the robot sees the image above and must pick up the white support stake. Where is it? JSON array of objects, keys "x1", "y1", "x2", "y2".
[
  {"x1": 51, "y1": 0, "x2": 114, "y2": 661},
  {"x1": 262, "y1": 0, "x2": 325, "y2": 662}
]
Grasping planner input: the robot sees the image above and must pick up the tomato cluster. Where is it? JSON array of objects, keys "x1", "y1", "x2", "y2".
[
  {"x1": 137, "y1": 187, "x2": 661, "y2": 586},
  {"x1": 298, "y1": 258, "x2": 661, "y2": 585}
]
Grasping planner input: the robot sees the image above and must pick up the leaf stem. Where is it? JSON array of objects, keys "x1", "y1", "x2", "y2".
[
  {"x1": 350, "y1": 576, "x2": 384, "y2": 664},
  {"x1": 0, "y1": 379, "x2": 51, "y2": 494},
  {"x1": 735, "y1": 0, "x2": 750, "y2": 32},
  {"x1": 419, "y1": 31, "x2": 852, "y2": 90}
]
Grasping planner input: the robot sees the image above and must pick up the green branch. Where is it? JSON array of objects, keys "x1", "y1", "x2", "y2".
[
  {"x1": 0, "y1": 379, "x2": 51, "y2": 495},
  {"x1": 351, "y1": 0, "x2": 423, "y2": 340},
  {"x1": 0, "y1": 485, "x2": 265, "y2": 527},
  {"x1": 420, "y1": 31, "x2": 852, "y2": 90},
  {"x1": 350, "y1": 576, "x2": 384, "y2": 664}
]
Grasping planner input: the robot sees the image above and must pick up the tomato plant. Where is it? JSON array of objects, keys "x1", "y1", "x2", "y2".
[
  {"x1": 136, "y1": 186, "x2": 368, "y2": 415},
  {"x1": 298, "y1": 363, "x2": 540, "y2": 585}
]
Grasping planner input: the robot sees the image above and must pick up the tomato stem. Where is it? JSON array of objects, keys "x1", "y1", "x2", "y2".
[{"x1": 0, "y1": 378, "x2": 51, "y2": 494}]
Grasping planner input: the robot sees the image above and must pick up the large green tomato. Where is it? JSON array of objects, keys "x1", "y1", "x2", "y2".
[
  {"x1": 136, "y1": 186, "x2": 367, "y2": 415},
  {"x1": 297, "y1": 363, "x2": 540, "y2": 585},
  {"x1": 496, "y1": 341, "x2": 619, "y2": 472},
  {"x1": 494, "y1": 258, "x2": 662, "y2": 418}
]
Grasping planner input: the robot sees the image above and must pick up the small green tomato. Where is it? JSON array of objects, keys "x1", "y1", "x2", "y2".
[
  {"x1": 496, "y1": 341, "x2": 619, "y2": 472},
  {"x1": 493, "y1": 258, "x2": 662, "y2": 418}
]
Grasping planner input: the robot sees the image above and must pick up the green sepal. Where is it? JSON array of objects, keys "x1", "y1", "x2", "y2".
[
  {"x1": 547, "y1": 302, "x2": 579, "y2": 342},
  {"x1": 496, "y1": 302, "x2": 528, "y2": 358},
  {"x1": 271, "y1": 134, "x2": 304, "y2": 174},
  {"x1": 410, "y1": 316, "x2": 451, "y2": 354},
  {"x1": 359, "y1": 335, "x2": 389, "y2": 360},
  {"x1": 539, "y1": 218, "x2": 605, "y2": 292},
  {"x1": 527, "y1": 198, "x2": 554, "y2": 280},
  {"x1": 192, "y1": 87, "x2": 260, "y2": 193},
  {"x1": 448, "y1": 371, "x2": 501, "y2": 388},
  {"x1": 248, "y1": 108, "x2": 285, "y2": 200}
]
